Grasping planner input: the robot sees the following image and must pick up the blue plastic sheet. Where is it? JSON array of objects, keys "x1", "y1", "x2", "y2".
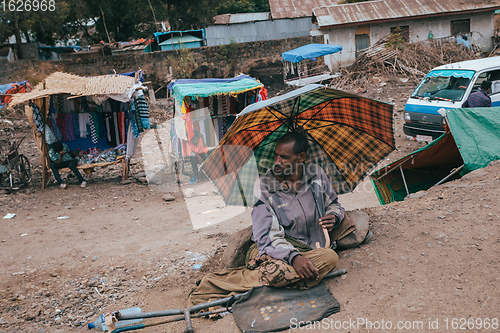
[{"x1": 282, "y1": 44, "x2": 342, "y2": 63}]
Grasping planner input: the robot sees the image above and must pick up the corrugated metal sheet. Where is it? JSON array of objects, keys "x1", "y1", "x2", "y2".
[
  {"x1": 214, "y1": 12, "x2": 271, "y2": 24},
  {"x1": 314, "y1": 0, "x2": 500, "y2": 28},
  {"x1": 205, "y1": 18, "x2": 316, "y2": 46},
  {"x1": 269, "y1": 0, "x2": 342, "y2": 19}
]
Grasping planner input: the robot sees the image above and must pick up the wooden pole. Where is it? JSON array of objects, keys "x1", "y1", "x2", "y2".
[
  {"x1": 41, "y1": 97, "x2": 48, "y2": 189},
  {"x1": 147, "y1": 0, "x2": 159, "y2": 32},
  {"x1": 99, "y1": 3, "x2": 112, "y2": 44}
]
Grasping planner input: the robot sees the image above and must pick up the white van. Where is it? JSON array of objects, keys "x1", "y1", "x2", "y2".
[{"x1": 403, "y1": 56, "x2": 500, "y2": 141}]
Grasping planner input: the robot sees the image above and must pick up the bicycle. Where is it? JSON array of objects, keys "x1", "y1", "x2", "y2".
[{"x1": 0, "y1": 131, "x2": 32, "y2": 188}]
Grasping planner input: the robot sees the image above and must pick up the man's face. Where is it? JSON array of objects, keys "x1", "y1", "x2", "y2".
[{"x1": 272, "y1": 141, "x2": 305, "y2": 177}]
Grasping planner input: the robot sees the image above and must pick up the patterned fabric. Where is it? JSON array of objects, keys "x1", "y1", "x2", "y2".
[
  {"x1": 31, "y1": 103, "x2": 44, "y2": 133},
  {"x1": 57, "y1": 95, "x2": 64, "y2": 113},
  {"x1": 129, "y1": 102, "x2": 140, "y2": 138},
  {"x1": 201, "y1": 86, "x2": 395, "y2": 206},
  {"x1": 246, "y1": 241, "x2": 337, "y2": 290},
  {"x1": 91, "y1": 112, "x2": 100, "y2": 140},
  {"x1": 45, "y1": 125, "x2": 57, "y2": 145},
  {"x1": 134, "y1": 95, "x2": 150, "y2": 130},
  {"x1": 88, "y1": 112, "x2": 98, "y2": 144},
  {"x1": 72, "y1": 113, "x2": 80, "y2": 137},
  {"x1": 131, "y1": 98, "x2": 144, "y2": 134}
]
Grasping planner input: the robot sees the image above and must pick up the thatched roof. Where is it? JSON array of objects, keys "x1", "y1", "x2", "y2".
[{"x1": 10, "y1": 71, "x2": 139, "y2": 107}]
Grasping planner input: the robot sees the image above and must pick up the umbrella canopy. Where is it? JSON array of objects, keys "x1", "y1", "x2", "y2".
[{"x1": 201, "y1": 84, "x2": 395, "y2": 206}]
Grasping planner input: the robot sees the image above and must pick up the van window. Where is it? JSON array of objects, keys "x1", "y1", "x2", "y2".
[
  {"x1": 488, "y1": 70, "x2": 500, "y2": 95},
  {"x1": 412, "y1": 69, "x2": 474, "y2": 101},
  {"x1": 470, "y1": 70, "x2": 500, "y2": 94}
]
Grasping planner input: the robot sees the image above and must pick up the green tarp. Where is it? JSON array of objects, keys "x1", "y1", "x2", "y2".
[
  {"x1": 447, "y1": 107, "x2": 500, "y2": 174},
  {"x1": 370, "y1": 107, "x2": 500, "y2": 205}
]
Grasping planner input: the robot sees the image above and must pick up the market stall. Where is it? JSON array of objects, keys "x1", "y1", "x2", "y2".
[
  {"x1": 282, "y1": 44, "x2": 342, "y2": 87},
  {"x1": 166, "y1": 75, "x2": 266, "y2": 172},
  {"x1": 9, "y1": 71, "x2": 150, "y2": 188}
]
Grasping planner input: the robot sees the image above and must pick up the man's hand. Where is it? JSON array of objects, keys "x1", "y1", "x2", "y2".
[
  {"x1": 319, "y1": 214, "x2": 337, "y2": 231},
  {"x1": 292, "y1": 255, "x2": 319, "y2": 280}
]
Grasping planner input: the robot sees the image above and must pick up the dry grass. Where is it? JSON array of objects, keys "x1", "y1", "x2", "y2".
[{"x1": 332, "y1": 38, "x2": 482, "y2": 90}]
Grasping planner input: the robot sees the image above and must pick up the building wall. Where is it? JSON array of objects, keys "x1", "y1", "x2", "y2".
[
  {"x1": 205, "y1": 17, "x2": 316, "y2": 46},
  {"x1": 324, "y1": 11, "x2": 496, "y2": 70},
  {"x1": 0, "y1": 35, "x2": 322, "y2": 87}
]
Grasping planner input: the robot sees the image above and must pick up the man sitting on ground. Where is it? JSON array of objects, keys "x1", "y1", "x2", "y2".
[
  {"x1": 187, "y1": 132, "x2": 371, "y2": 305},
  {"x1": 249, "y1": 131, "x2": 371, "y2": 288},
  {"x1": 49, "y1": 142, "x2": 87, "y2": 189}
]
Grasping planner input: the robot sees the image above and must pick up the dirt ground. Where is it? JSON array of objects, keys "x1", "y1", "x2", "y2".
[{"x1": 1, "y1": 78, "x2": 499, "y2": 333}]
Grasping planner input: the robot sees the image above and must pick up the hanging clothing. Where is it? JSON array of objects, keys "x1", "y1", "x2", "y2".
[
  {"x1": 260, "y1": 87, "x2": 268, "y2": 101},
  {"x1": 102, "y1": 100, "x2": 112, "y2": 113},
  {"x1": 118, "y1": 112, "x2": 126, "y2": 144},
  {"x1": 129, "y1": 102, "x2": 140, "y2": 138},
  {"x1": 62, "y1": 96, "x2": 75, "y2": 113},
  {"x1": 49, "y1": 115, "x2": 63, "y2": 141},
  {"x1": 56, "y1": 95, "x2": 64, "y2": 113},
  {"x1": 88, "y1": 112, "x2": 98, "y2": 145},
  {"x1": 219, "y1": 95, "x2": 229, "y2": 135},
  {"x1": 120, "y1": 102, "x2": 129, "y2": 113},
  {"x1": 198, "y1": 120, "x2": 207, "y2": 146},
  {"x1": 134, "y1": 95, "x2": 150, "y2": 130},
  {"x1": 181, "y1": 100, "x2": 189, "y2": 114},
  {"x1": 45, "y1": 124, "x2": 57, "y2": 145},
  {"x1": 174, "y1": 113, "x2": 188, "y2": 141},
  {"x1": 183, "y1": 112, "x2": 194, "y2": 140},
  {"x1": 113, "y1": 112, "x2": 120, "y2": 146},
  {"x1": 103, "y1": 113, "x2": 117, "y2": 146},
  {"x1": 126, "y1": 123, "x2": 139, "y2": 158},
  {"x1": 81, "y1": 97, "x2": 90, "y2": 113},
  {"x1": 79, "y1": 113, "x2": 90, "y2": 138},
  {"x1": 72, "y1": 113, "x2": 80, "y2": 137},
  {"x1": 49, "y1": 98, "x2": 57, "y2": 114},
  {"x1": 56, "y1": 114, "x2": 66, "y2": 140},
  {"x1": 91, "y1": 112, "x2": 100, "y2": 140},
  {"x1": 65, "y1": 113, "x2": 76, "y2": 141},
  {"x1": 31, "y1": 103, "x2": 44, "y2": 133}
]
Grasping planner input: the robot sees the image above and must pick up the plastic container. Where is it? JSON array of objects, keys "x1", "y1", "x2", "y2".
[{"x1": 88, "y1": 307, "x2": 143, "y2": 331}]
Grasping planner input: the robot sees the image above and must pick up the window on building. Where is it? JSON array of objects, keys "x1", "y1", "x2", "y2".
[
  {"x1": 451, "y1": 19, "x2": 470, "y2": 36},
  {"x1": 390, "y1": 25, "x2": 409, "y2": 42}
]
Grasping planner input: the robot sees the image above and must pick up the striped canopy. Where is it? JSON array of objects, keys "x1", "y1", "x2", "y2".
[{"x1": 201, "y1": 84, "x2": 395, "y2": 206}]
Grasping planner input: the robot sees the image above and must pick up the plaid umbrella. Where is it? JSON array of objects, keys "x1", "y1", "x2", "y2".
[{"x1": 201, "y1": 84, "x2": 395, "y2": 206}]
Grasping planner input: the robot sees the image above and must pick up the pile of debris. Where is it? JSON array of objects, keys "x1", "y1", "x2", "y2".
[{"x1": 333, "y1": 34, "x2": 482, "y2": 90}]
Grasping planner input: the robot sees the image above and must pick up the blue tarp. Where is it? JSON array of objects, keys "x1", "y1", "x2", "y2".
[
  {"x1": 0, "y1": 81, "x2": 30, "y2": 110},
  {"x1": 282, "y1": 44, "x2": 342, "y2": 63},
  {"x1": 119, "y1": 71, "x2": 144, "y2": 83}
]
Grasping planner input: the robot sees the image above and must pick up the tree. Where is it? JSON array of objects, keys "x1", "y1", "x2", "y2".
[
  {"x1": 215, "y1": 0, "x2": 270, "y2": 15},
  {"x1": 162, "y1": 0, "x2": 218, "y2": 31},
  {"x1": 0, "y1": 1, "x2": 81, "y2": 58}
]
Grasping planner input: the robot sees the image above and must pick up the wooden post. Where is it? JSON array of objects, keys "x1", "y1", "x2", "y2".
[{"x1": 41, "y1": 96, "x2": 48, "y2": 189}]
